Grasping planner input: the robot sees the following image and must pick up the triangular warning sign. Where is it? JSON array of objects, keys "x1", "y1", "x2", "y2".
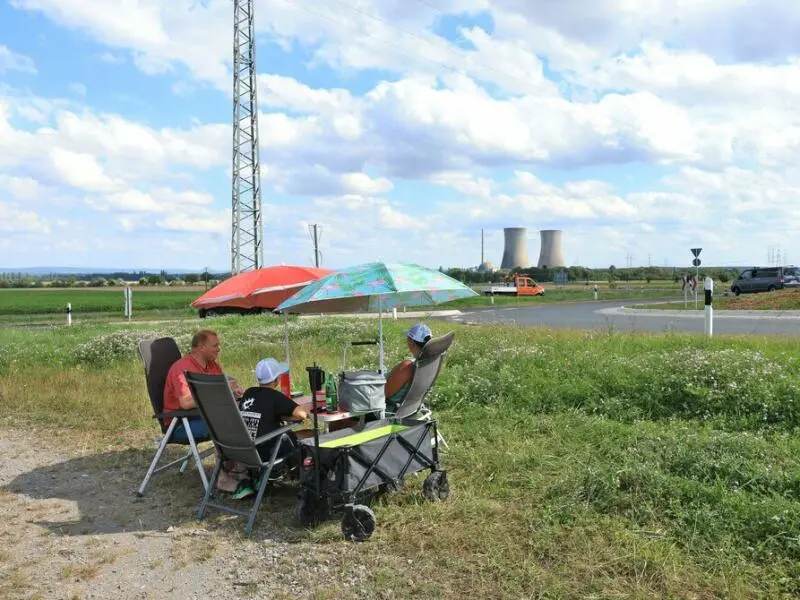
[{"x1": 691, "y1": 248, "x2": 702, "y2": 257}]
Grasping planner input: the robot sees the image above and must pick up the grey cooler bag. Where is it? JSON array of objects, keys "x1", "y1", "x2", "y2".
[{"x1": 338, "y1": 370, "x2": 386, "y2": 413}]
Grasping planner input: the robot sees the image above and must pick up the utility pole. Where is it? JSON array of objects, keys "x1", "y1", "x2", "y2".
[
  {"x1": 230, "y1": 0, "x2": 263, "y2": 274},
  {"x1": 308, "y1": 224, "x2": 322, "y2": 267}
]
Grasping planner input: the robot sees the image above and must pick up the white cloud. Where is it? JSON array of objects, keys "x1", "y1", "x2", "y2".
[
  {"x1": 0, "y1": 45, "x2": 37, "y2": 74},
  {"x1": 49, "y1": 148, "x2": 121, "y2": 193},
  {"x1": 0, "y1": 202, "x2": 49, "y2": 233},
  {"x1": 5, "y1": 0, "x2": 800, "y2": 268}
]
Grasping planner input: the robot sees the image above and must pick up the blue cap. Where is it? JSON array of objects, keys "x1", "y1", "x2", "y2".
[
  {"x1": 254, "y1": 358, "x2": 289, "y2": 384},
  {"x1": 407, "y1": 323, "x2": 432, "y2": 344}
]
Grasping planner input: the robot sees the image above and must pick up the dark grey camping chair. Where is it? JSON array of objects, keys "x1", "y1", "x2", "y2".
[
  {"x1": 388, "y1": 332, "x2": 455, "y2": 447},
  {"x1": 136, "y1": 338, "x2": 213, "y2": 496},
  {"x1": 185, "y1": 371, "x2": 298, "y2": 537}
]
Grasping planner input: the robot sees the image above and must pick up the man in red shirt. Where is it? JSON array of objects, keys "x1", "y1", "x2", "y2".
[
  {"x1": 164, "y1": 329, "x2": 227, "y2": 441},
  {"x1": 164, "y1": 329, "x2": 247, "y2": 492}
]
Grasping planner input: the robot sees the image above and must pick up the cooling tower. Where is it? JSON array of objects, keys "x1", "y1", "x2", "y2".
[
  {"x1": 500, "y1": 227, "x2": 530, "y2": 269},
  {"x1": 537, "y1": 229, "x2": 565, "y2": 268}
]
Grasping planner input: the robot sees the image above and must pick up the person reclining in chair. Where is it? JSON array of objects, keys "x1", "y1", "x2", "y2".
[
  {"x1": 384, "y1": 323, "x2": 432, "y2": 414},
  {"x1": 163, "y1": 328, "x2": 245, "y2": 492}
]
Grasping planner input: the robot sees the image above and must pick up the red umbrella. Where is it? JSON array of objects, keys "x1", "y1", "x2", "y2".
[{"x1": 191, "y1": 265, "x2": 334, "y2": 311}]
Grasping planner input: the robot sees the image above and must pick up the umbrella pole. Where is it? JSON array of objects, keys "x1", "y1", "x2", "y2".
[
  {"x1": 283, "y1": 311, "x2": 290, "y2": 368},
  {"x1": 378, "y1": 295, "x2": 385, "y2": 374}
]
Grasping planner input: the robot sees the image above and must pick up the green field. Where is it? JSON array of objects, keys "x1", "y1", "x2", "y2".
[
  {"x1": 0, "y1": 285, "x2": 683, "y2": 322},
  {"x1": 1, "y1": 317, "x2": 799, "y2": 597},
  {"x1": 0, "y1": 288, "x2": 199, "y2": 316}
]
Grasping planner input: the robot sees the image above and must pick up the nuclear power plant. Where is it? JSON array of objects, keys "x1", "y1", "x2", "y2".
[
  {"x1": 537, "y1": 229, "x2": 565, "y2": 268},
  {"x1": 500, "y1": 227, "x2": 530, "y2": 269}
]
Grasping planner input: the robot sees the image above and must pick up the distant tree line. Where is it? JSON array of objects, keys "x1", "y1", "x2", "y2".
[{"x1": 0, "y1": 270, "x2": 226, "y2": 289}]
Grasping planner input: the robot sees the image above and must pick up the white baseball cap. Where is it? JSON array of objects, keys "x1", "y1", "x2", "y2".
[
  {"x1": 254, "y1": 358, "x2": 289, "y2": 384},
  {"x1": 407, "y1": 323, "x2": 432, "y2": 344}
]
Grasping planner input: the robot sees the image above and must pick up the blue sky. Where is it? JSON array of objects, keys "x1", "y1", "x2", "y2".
[{"x1": 2, "y1": 0, "x2": 800, "y2": 271}]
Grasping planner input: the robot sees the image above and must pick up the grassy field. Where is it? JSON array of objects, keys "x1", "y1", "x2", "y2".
[
  {"x1": 1, "y1": 317, "x2": 799, "y2": 597},
  {"x1": 0, "y1": 288, "x2": 200, "y2": 316},
  {"x1": 636, "y1": 288, "x2": 800, "y2": 311}
]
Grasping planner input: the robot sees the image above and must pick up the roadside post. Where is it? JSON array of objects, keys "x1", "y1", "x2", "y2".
[
  {"x1": 704, "y1": 277, "x2": 713, "y2": 337},
  {"x1": 691, "y1": 248, "x2": 702, "y2": 310},
  {"x1": 124, "y1": 286, "x2": 132, "y2": 321},
  {"x1": 66, "y1": 302, "x2": 72, "y2": 326},
  {"x1": 392, "y1": 307, "x2": 397, "y2": 320},
  {"x1": 593, "y1": 284, "x2": 598, "y2": 300}
]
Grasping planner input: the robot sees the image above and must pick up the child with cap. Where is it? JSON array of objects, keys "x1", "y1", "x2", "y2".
[
  {"x1": 232, "y1": 358, "x2": 308, "y2": 499},
  {"x1": 383, "y1": 323, "x2": 432, "y2": 414}
]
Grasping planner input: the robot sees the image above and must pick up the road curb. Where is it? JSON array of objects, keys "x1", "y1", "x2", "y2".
[{"x1": 605, "y1": 306, "x2": 800, "y2": 319}]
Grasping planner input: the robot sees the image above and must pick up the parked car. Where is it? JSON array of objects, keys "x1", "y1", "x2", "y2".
[
  {"x1": 784, "y1": 266, "x2": 800, "y2": 288},
  {"x1": 730, "y1": 266, "x2": 789, "y2": 295}
]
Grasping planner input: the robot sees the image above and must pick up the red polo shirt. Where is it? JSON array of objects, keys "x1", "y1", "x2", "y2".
[{"x1": 163, "y1": 354, "x2": 223, "y2": 424}]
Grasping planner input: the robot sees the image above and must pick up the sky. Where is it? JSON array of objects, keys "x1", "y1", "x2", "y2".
[{"x1": 1, "y1": 0, "x2": 800, "y2": 271}]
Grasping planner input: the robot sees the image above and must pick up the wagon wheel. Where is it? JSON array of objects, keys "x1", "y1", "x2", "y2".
[
  {"x1": 341, "y1": 505, "x2": 376, "y2": 542},
  {"x1": 295, "y1": 491, "x2": 326, "y2": 526},
  {"x1": 379, "y1": 478, "x2": 405, "y2": 495},
  {"x1": 423, "y1": 470, "x2": 450, "y2": 502}
]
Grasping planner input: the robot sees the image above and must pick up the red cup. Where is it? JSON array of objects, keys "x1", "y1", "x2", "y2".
[{"x1": 279, "y1": 372, "x2": 291, "y2": 398}]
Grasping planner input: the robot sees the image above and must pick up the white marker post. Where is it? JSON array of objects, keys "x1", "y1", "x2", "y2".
[
  {"x1": 593, "y1": 284, "x2": 598, "y2": 300},
  {"x1": 66, "y1": 302, "x2": 72, "y2": 326},
  {"x1": 124, "y1": 286, "x2": 132, "y2": 321},
  {"x1": 704, "y1": 277, "x2": 713, "y2": 337}
]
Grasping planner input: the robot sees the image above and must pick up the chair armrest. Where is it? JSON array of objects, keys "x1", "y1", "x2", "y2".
[
  {"x1": 156, "y1": 409, "x2": 199, "y2": 420},
  {"x1": 253, "y1": 424, "x2": 295, "y2": 447}
]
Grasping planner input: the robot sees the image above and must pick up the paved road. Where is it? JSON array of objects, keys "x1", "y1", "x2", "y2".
[{"x1": 443, "y1": 298, "x2": 800, "y2": 336}]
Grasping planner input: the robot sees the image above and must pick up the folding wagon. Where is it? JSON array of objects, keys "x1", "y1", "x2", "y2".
[{"x1": 296, "y1": 366, "x2": 449, "y2": 541}]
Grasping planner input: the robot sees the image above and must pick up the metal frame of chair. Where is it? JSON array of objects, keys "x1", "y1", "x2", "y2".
[{"x1": 136, "y1": 338, "x2": 213, "y2": 496}]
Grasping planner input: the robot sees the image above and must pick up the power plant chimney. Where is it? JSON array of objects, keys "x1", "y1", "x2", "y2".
[
  {"x1": 537, "y1": 229, "x2": 565, "y2": 268},
  {"x1": 501, "y1": 227, "x2": 530, "y2": 269}
]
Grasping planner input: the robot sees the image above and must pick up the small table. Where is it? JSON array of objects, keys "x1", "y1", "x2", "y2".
[
  {"x1": 296, "y1": 396, "x2": 355, "y2": 433},
  {"x1": 296, "y1": 396, "x2": 383, "y2": 433}
]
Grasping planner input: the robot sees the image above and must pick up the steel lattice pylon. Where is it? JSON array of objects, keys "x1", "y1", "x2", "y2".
[{"x1": 231, "y1": 0, "x2": 263, "y2": 274}]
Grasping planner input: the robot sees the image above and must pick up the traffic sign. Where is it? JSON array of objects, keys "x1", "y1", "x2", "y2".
[
  {"x1": 692, "y1": 258, "x2": 701, "y2": 267},
  {"x1": 691, "y1": 248, "x2": 702, "y2": 258}
]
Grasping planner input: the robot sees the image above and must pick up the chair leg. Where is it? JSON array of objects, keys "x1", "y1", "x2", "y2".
[
  {"x1": 437, "y1": 430, "x2": 449, "y2": 449},
  {"x1": 198, "y1": 458, "x2": 223, "y2": 521},
  {"x1": 179, "y1": 450, "x2": 192, "y2": 474},
  {"x1": 137, "y1": 419, "x2": 178, "y2": 497},
  {"x1": 182, "y1": 417, "x2": 210, "y2": 493},
  {"x1": 245, "y1": 466, "x2": 272, "y2": 537},
  {"x1": 244, "y1": 436, "x2": 287, "y2": 536}
]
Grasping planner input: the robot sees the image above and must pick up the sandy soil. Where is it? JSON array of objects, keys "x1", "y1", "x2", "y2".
[{"x1": 0, "y1": 426, "x2": 378, "y2": 600}]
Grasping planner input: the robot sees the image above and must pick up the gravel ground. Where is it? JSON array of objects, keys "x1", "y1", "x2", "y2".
[{"x1": 0, "y1": 427, "x2": 379, "y2": 600}]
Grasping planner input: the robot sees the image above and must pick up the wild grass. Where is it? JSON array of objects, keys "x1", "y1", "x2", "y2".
[
  {"x1": 639, "y1": 289, "x2": 800, "y2": 312},
  {"x1": 1, "y1": 317, "x2": 799, "y2": 597}
]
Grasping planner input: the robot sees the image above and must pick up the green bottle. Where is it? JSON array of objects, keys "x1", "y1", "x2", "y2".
[{"x1": 325, "y1": 372, "x2": 338, "y2": 411}]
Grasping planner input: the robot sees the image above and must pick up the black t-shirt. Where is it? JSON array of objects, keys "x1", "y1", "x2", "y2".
[{"x1": 239, "y1": 386, "x2": 299, "y2": 441}]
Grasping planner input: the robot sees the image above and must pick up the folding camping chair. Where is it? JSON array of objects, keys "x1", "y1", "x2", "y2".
[
  {"x1": 387, "y1": 332, "x2": 455, "y2": 447},
  {"x1": 185, "y1": 371, "x2": 298, "y2": 537},
  {"x1": 136, "y1": 337, "x2": 213, "y2": 496}
]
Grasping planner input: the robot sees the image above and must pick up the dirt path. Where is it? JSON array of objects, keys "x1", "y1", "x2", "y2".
[{"x1": 0, "y1": 427, "x2": 374, "y2": 600}]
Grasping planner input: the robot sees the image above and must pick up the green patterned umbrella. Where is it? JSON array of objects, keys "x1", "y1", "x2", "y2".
[{"x1": 276, "y1": 262, "x2": 477, "y2": 371}]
